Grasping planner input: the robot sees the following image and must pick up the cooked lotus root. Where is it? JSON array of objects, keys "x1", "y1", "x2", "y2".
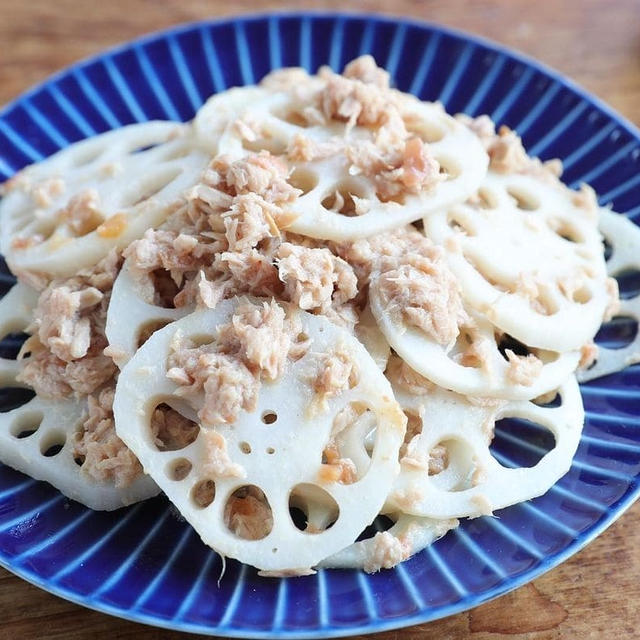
[
  {"x1": 369, "y1": 275, "x2": 580, "y2": 399},
  {"x1": 105, "y1": 262, "x2": 190, "y2": 367},
  {"x1": 424, "y1": 171, "x2": 610, "y2": 351},
  {"x1": 1, "y1": 121, "x2": 210, "y2": 277},
  {"x1": 0, "y1": 393, "x2": 158, "y2": 510},
  {"x1": 208, "y1": 87, "x2": 488, "y2": 241},
  {"x1": 113, "y1": 297, "x2": 406, "y2": 572},
  {"x1": 0, "y1": 283, "x2": 39, "y2": 386},
  {"x1": 355, "y1": 304, "x2": 390, "y2": 371},
  {"x1": 385, "y1": 376, "x2": 584, "y2": 519},
  {"x1": 319, "y1": 513, "x2": 458, "y2": 572},
  {"x1": 194, "y1": 86, "x2": 277, "y2": 153},
  {"x1": 578, "y1": 209, "x2": 640, "y2": 381}
]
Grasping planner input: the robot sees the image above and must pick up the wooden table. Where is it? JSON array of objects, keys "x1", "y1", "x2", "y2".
[{"x1": 1, "y1": 0, "x2": 639, "y2": 638}]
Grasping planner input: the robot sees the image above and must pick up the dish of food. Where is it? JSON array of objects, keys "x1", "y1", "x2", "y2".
[{"x1": 1, "y1": 12, "x2": 640, "y2": 638}]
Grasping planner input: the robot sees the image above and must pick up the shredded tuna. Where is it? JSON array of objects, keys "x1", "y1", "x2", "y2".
[
  {"x1": 168, "y1": 301, "x2": 302, "y2": 425},
  {"x1": 398, "y1": 411, "x2": 423, "y2": 460},
  {"x1": 342, "y1": 55, "x2": 390, "y2": 88},
  {"x1": 286, "y1": 134, "x2": 343, "y2": 163},
  {"x1": 346, "y1": 136, "x2": 443, "y2": 200},
  {"x1": 217, "y1": 249, "x2": 283, "y2": 299},
  {"x1": 458, "y1": 114, "x2": 565, "y2": 182},
  {"x1": 32, "y1": 285, "x2": 102, "y2": 361},
  {"x1": 73, "y1": 386, "x2": 142, "y2": 488},
  {"x1": 504, "y1": 349, "x2": 544, "y2": 386},
  {"x1": 453, "y1": 326, "x2": 495, "y2": 377},
  {"x1": 17, "y1": 252, "x2": 120, "y2": 398},
  {"x1": 169, "y1": 348, "x2": 259, "y2": 426},
  {"x1": 217, "y1": 299, "x2": 296, "y2": 380},
  {"x1": 319, "y1": 441, "x2": 358, "y2": 484},
  {"x1": 223, "y1": 193, "x2": 279, "y2": 252},
  {"x1": 579, "y1": 342, "x2": 599, "y2": 370},
  {"x1": 319, "y1": 65, "x2": 394, "y2": 130},
  {"x1": 331, "y1": 225, "x2": 435, "y2": 287},
  {"x1": 375, "y1": 253, "x2": 469, "y2": 345},
  {"x1": 224, "y1": 485, "x2": 273, "y2": 539},
  {"x1": 58, "y1": 188, "x2": 103, "y2": 236},
  {"x1": 385, "y1": 354, "x2": 434, "y2": 395},
  {"x1": 123, "y1": 228, "x2": 219, "y2": 305},
  {"x1": 311, "y1": 343, "x2": 359, "y2": 410},
  {"x1": 212, "y1": 152, "x2": 300, "y2": 205},
  {"x1": 277, "y1": 242, "x2": 357, "y2": 312},
  {"x1": 201, "y1": 430, "x2": 245, "y2": 478},
  {"x1": 364, "y1": 531, "x2": 411, "y2": 573}
]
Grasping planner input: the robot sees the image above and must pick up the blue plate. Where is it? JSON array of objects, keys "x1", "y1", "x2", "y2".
[{"x1": 1, "y1": 12, "x2": 639, "y2": 638}]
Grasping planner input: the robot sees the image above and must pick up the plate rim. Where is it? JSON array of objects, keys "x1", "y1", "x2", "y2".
[{"x1": 1, "y1": 10, "x2": 639, "y2": 638}]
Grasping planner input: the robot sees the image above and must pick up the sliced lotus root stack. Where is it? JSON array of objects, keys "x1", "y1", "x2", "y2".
[
  {"x1": 385, "y1": 376, "x2": 584, "y2": 519},
  {"x1": 113, "y1": 297, "x2": 406, "y2": 573},
  {"x1": 105, "y1": 262, "x2": 190, "y2": 367},
  {"x1": 369, "y1": 263, "x2": 580, "y2": 399},
  {"x1": 0, "y1": 392, "x2": 159, "y2": 510},
  {"x1": 578, "y1": 209, "x2": 640, "y2": 381},
  {"x1": 201, "y1": 80, "x2": 488, "y2": 241},
  {"x1": 0, "y1": 283, "x2": 39, "y2": 385},
  {"x1": 1, "y1": 121, "x2": 210, "y2": 278},
  {"x1": 424, "y1": 171, "x2": 610, "y2": 351}
]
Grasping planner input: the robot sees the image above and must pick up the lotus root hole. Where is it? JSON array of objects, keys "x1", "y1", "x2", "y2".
[
  {"x1": 276, "y1": 109, "x2": 312, "y2": 128},
  {"x1": 167, "y1": 458, "x2": 193, "y2": 481},
  {"x1": 289, "y1": 483, "x2": 339, "y2": 534},
  {"x1": 322, "y1": 180, "x2": 369, "y2": 215},
  {"x1": 224, "y1": 485, "x2": 273, "y2": 540},
  {"x1": 0, "y1": 388, "x2": 36, "y2": 414},
  {"x1": 191, "y1": 479, "x2": 216, "y2": 508},
  {"x1": 614, "y1": 269, "x2": 640, "y2": 300},
  {"x1": 261, "y1": 410, "x2": 278, "y2": 425},
  {"x1": 491, "y1": 417, "x2": 556, "y2": 469},
  {"x1": 10, "y1": 410, "x2": 43, "y2": 439},
  {"x1": 136, "y1": 318, "x2": 172, "y2": 348},
  {"x1": 399, "y1": 410, "x2": 423, "y2": 459},
  {"x1": 0, "y1": 331, "x2": 30, "y2": 360},
  {"x1": 437, "y1": 156, "x2": 461, "y2": 181},
  {"x1": 603, "y1": 237, "x2": 613, "y2": 261},
  {"x1": 447, "y1": 212, "x2": 475, "y2": 236},
  {"x1": 594, "y1": 315, "x2": 638, "y2": 350},
  {"x1": 476, "y1": 187, "x2": 498, "y2": 209},
  {"x1": 149, "y1": 268, "x2": 179, "y2": 308},
  {"x1": 40, "y1": 430, "x2": 66, "y2": 457},
  {"x1": 71, "y1": 143, "x2": 104, "y2": 167},
  {"x1": 429, "y1": 438, "x2": 479, "y2": 492},
  {"x1": 506, "y1": 186, "x2": 540, "y2": 210},
  {"x1": 288, "y1": 167, "x2": 319, "y2": 194},
  {"x1": 571, "y1": 285, "x2": 593, "y2": 304},
  {"x1": 150, "y1": 403, "x2": 200, "y2": 452},
  {"x1": 533, "y1": 390, "x2": 563, "y2": 407}
]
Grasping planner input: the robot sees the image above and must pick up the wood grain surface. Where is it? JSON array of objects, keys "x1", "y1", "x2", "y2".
[{"x1": 1, "y1": 1, "x2": 639, "y2": 638}]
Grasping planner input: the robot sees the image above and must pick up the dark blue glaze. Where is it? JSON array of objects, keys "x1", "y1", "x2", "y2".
[{"x1": 0, "y1": 12, "x2": 639, "y2": 638}]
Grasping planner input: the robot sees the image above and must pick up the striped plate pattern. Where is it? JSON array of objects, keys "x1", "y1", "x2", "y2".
[{"x1": 0, "y1": 13, "x2": 639, "y2": 638}]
